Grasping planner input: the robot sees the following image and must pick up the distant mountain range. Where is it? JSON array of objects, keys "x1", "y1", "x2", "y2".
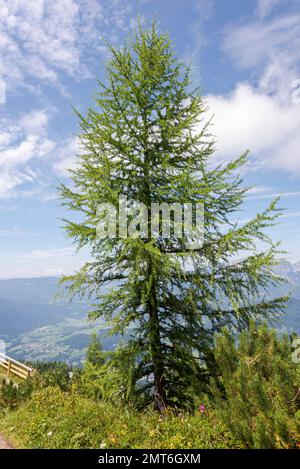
[
  {"x1": 0, "y1": 276, "x2": 79, "y2": 305},
  {"x1": 272, "y1": 261, "x2": 300, "y2": 300},
  {"x1": 0, "y1": 277, "x2": 88, "y2": 335},
  {"x1": 0, "y1": 264, "x2": 299, "y2": 364},
  {"x1": 0, "y1": 296, "x2": 78, "y2": 335}
]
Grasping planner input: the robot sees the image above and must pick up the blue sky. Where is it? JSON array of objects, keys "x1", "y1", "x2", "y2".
[{"x1": 0, "y1": 0, "x2": 300, "y2": 278}]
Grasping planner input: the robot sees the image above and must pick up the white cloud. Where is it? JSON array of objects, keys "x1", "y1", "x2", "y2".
[
  {"x1": 0, "y1": 109, "x2": 55, "y2": 198},
  {"x1": 249, "y1": 191, "x2": 300, "y2": 200},
  {"x1": 0, "y1": 0, "x2": 134, "y2": 93},
  {"x1": 206, "y1": 83, "x2": 300, "y2": 174},
  {"x1": 282, "y1": 211, "x2": 300, "y2": 218},
  {"x1": 247, "y1": 185, "x2": 273, "y2": 195},
  {"x1": 0, "y1": 109, "x2": 83, "y2": 199},
  {"x1": 0, "y1": 246, "x2": 88, "y2": 278},
  {"x1": 0, "y1": 229, "x2": 41, "y2": 236},
  {"x1": 19, "y1": 110, "x2": 49, "y2": 135},
  {"x1": 223, "y1": 8, "x2": 300, "y2": 106},
  {"x1": 0, "y1": 204, "x2": 18, "y2": 212},
  {"x1": 257, "y1": 0, "x2": 283, "y2": 19},
  {"x1": 17, "y1": 247, "x2": 76, "y2": 260},
  {"x1": 0, "y1": 0, "x2": 81, "y2": 87},
  {"x1": 213, "y1": 4, "x2": 300, "y2": 175},
  {"x1": 53, "y1": 136, "x2": 80, "y2": 175},
  {"x1": 223, "y1": 13, "x2": 300, "y2": 71}
]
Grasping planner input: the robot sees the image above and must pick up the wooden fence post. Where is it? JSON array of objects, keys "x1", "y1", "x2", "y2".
[{"x1": 7, "y1": 359, "x2": 12, "y2": 378}]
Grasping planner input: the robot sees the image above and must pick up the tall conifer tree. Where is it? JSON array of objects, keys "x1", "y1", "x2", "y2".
[{"x1": 59, "y1": 23, "x2": 287, "y2": 409}]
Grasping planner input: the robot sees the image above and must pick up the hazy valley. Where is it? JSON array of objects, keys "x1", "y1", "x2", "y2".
[{"x1": 0, "y1": 262, "x2": 299, "y2": 365}]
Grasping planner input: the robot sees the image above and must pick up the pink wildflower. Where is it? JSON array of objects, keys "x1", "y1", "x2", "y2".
[{"x1": 199, "y1": 404, "x2": 205, "y2": 414}]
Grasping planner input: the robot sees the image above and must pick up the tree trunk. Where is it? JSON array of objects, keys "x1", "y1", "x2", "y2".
[
  {"x1": 147, "y1": 275, "x2": 167, "y2": 411},
  {"x1": 143, "y1": 136, "x2": 167, "y2": 410}
]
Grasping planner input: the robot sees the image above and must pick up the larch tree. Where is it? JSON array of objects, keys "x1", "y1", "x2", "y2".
[{"x1": 59, "y1": 23, "x2": 287, "y2": 410}]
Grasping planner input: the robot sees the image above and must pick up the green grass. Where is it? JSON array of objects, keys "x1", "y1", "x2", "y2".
[
  {"x1": 0, "y1": 387, "x2": 242, "y2": 449},
  {"x1": 0, "y1": 366, "x2": 6, "y2": 380}
]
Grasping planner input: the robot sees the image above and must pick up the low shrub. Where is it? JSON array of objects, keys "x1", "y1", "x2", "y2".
[
  {"x1": 0, "y1": 386, "x2": 241, "y2": 449},
  {"x1": 211, "y1": 322, "x2": 300, "y2": 448},
  {"x1": 0, "y1": 361, "x2": 80, "y2": 411}
]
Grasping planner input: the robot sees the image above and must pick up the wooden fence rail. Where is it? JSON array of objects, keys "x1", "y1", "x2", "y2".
[{"x1": 0, "y1": 353, "x2": 34, "y2": 380}]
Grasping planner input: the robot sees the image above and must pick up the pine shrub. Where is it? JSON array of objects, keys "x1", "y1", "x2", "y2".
[{"x1": 212, "y1": 323, "x2": 300, "y2": 448}]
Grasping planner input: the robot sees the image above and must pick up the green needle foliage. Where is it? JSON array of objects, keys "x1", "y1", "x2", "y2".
[
  {"x1": 59, "y1": 22, "x2": 287, "y2": 410},
  {"x1": 86, "y1": 332, "x2": 106, "y2": 368},
  {"x1": 211, "y1": 323, "x2": 300, "y2": 448}
]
